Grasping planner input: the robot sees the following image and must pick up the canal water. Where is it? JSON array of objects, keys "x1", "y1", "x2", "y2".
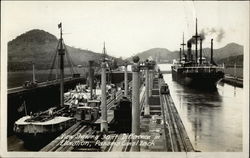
[
  {"x1": 158, "y1": 64, "x2": 243, "y2": 152},
  {"x1": 8, "y1": 67, "x2": 87, "y2": 88}
]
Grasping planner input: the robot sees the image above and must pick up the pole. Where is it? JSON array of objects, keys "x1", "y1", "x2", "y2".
[
  {"x1": 144, "y1": 61, "x2": 150, "y2": 116},
  {"x1": 179, "y1": 48, "x2": 182, "y2": 62},
  {"x1": 193, "y1": 18, "x2": 200, "y2": 65},
  {"x1": 89, "y1": 61, "x2": 93, "y2": 99},
  {"x1": 199, "y1": 38, "x2": 202, "y2": 65},
  {"x1": 32, "y1": 63, "x2": 35, "y2": 83},
  {"x1": 101, "y1": 61, "x2": 108, "y2": 132},
  {"x1": 195, "y1": 18, "x2": 198, "y2": 65},
  {"x1": 187, "y1": 41, "x2": 191, "y2": 61},
  {"x1": 211, "y1": 39, "x2": 214, "y2": 64},
  {"x1": 124, "y1": 62, "x2": 128, "y2": 97},
  {"x1": 101, "y1": 43, "x2": 108, "y2": 132},
  {"x1": 58, "y1": 22, "x2": 65, "y2": 107},
  {"x1": 131, "y1": 56, "x2": 140, "y2": 151},
  {"x1": 181, "y1": 33, "x2": 186, "y2": 62},
  {"x1": 56, "y1": 55, "x2": 58, "y2": 80},
  {"x1": 149, "y1": 70, "x2": 152, "y2": 97}
]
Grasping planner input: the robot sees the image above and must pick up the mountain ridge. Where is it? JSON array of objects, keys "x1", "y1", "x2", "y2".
[
  {"x1": 8, "y1": 29, "x2": 244, "y2": 71},
  {"x1": 130, "y1": 42, "x2": 243, "y2": 65},
  {"x1": 8, "y1": 29, "x2": 104, "y2": 71}
]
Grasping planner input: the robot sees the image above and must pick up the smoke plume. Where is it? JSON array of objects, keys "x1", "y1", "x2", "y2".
[
  {"x1": 199, "y1": 27, "x2": 225, "y2": 43},
  {"x1": 216, "y1": 28, "x2": 225, "y2": 42},
  {"x1": 188, "y1": 37, "x2": 196, "y2": 44}
]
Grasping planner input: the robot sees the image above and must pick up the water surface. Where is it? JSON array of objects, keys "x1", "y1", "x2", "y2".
[{"x1": 159, "y1": 64, "x2": 243, "y2": 152}]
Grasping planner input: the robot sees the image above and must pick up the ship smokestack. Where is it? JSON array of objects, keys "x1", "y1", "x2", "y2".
[
  {"x1": 199, "y1": 38, "x2": 203, "y2": 64},
  {"x1": 187, "y1": 40, "x2": 192, "y2": 61},
  {"x1": 211, "y1": 39, "x2": 214, "y2": 64}
]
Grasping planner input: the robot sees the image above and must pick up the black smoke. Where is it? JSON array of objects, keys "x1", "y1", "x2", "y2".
[{"x1": 199, "y1": 27, "x2": 225, "y2": 42}]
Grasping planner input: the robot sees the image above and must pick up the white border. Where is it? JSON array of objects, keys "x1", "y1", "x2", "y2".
[{"x1": 1, "y1": 1, "x2": 249, "y2": 158}]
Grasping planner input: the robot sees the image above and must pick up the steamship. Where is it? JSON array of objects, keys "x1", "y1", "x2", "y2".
[{"x1": 171, "y1": 19, "x2": 224, "y2": 89}]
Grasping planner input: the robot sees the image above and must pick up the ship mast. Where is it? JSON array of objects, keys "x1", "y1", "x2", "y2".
[
  {"x1": 58, "y1": 22, "x2": 65, "y2": 107},
  {"x1": 193, "y1": 18, "x2": 200, "y2": 65},
  {"x1": 180, "y1": 33, "x2": 186, "y2": 62},
  {"x1": 179, "y1": 48, "x2": 182, "y2": 62}
]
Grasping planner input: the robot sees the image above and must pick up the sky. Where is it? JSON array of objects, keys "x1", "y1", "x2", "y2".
[{"x1": 1, "y1": 1, "x2": 249, "y2": 58}]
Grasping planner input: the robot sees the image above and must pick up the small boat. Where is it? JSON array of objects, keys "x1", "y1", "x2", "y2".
[{"x1": 13, "y1": 105, "x2": 76, "y2": 148}]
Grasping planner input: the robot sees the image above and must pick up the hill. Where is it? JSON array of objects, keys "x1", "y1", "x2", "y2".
[
  {"x1": 217, "y1": 55, "x2": 243, "y2": 66},
  {"x1": 213, "y1": 43, "x2": 243, "y2": 61},
  {"x1": 128, "y1": 48, "x2": 178, "y2": 63},
  {"x1": 131, "y1": 43, "x2": 243, "y2": 64},
  {"x1": 8, "y1": 29, "x2": 104, "y2": 71}
]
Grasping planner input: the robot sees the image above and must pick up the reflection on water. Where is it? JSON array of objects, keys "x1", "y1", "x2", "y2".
[{"x1": 159, "y1": 64, "x2": 243, "y2": 152}]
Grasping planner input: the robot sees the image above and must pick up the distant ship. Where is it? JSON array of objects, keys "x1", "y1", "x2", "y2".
[{"x1": 171, "y1": 19, "x2": 224, "y2": 90}]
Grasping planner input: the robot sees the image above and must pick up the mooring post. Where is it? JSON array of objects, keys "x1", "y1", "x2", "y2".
[
  {"x1": 124, "y1": 61, "x2": 128, "y2": 97},
  {"x1": 101, "y1": 61, "x2": 108, "y2": 132},
  {"x1": 131, "y1": 56, "x2": 140, "y2": 151},
  {"x1": 144, "y1": 60, "x2": 150, "y2": 116}
]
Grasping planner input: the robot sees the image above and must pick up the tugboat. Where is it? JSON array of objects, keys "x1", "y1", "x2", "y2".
[
  {"x1": 171, "y1": 19, "x2": 224, "y2": 90},
  {"x1": 13, "y1": 23, "x2": 76, "y2": 149}
]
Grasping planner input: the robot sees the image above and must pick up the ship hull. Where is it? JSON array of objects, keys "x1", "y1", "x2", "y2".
[
  {"x1": 14, "y1": 116, "x2": 76, "y2": 150},
  {"x1": 171, "y1": 67, "x2": 224, "y2": 90},
  {"x1": 15, "y1": 131, "x2": 66, "y2": 150}
]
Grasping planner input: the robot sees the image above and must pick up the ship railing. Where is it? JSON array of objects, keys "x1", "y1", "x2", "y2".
[{"x1": 183, "y1": 66, "x2": 224, "y2": 73}]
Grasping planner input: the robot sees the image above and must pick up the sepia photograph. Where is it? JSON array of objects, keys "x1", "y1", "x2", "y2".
[{"x1": 1, "y1": 1, "x2": 249, "y2": 158}]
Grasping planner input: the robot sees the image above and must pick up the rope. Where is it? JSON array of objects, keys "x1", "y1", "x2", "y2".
[
  {"x1": 65, "y1": 46, "x2": 75, "y2": 75},
  {"x1": 64, "y1": 39, "x2": 79, "y2": 74}
]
